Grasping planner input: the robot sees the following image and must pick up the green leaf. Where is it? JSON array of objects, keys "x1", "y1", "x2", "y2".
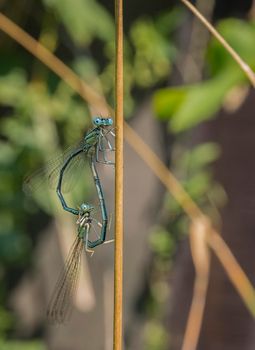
[
  {"x1": 154, "y1": 67, "x2": 243, "y2": 132},
  {"x1": 0, "y1": 307, "x2": 13, "y2": 336},
  {"x1": 208, "y1": 19, "x2": 255, "y2": 74},
  {"x1": 0, "y1": 340, "x2": 46, "y2": 350},
  {"x1": 149, "y1": 227, "x2": 174, "y2": 257},
  {"x1": 144, "y1": 321, "x2": 168, "y2": 350},
  {"x1": 43, "y1": 0, "x2": 114, "y2": 44},
  {"x1": 179, "y1": 142, "x2": 220, "y2": 172},
  {"x1": 156, "y1": 7, "x2": 184, "y2": 35},
  {"x1": 130, "y1": 18, "x2": 174, "y2": 87},
  {"x1": 185, "y1": 171, "x2": 211, "y2": 200},
  {"x1": 0, "y1": 142, "x2": 16, "y2": 164},
  {"x1": 153, "y1": 86, "x2": 187, "y2": 120},
  {"x1": 154, "y1": 18, "x2": 255, "y2": 132},
  {"x1": 0, "y1": 71, "x2": 27, "y2": 106}
]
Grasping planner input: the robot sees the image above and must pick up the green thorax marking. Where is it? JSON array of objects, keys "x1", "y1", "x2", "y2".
[
  {"x1": 78, "y1": 225, "x2": 86, "y2": 239},
  {"x1": 84, "y1": 128, "x2": 100, "y2": 147}
]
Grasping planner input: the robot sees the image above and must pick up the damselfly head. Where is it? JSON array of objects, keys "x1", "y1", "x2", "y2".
[
  {"x1": 92, "y1": 117, "x2": 113, "y2": 127},
  {"x1": 79, "y1": 203, "x2": 94, "y2": 214}
]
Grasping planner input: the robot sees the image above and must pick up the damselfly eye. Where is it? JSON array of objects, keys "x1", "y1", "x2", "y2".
[
  {"x1": 80, "y1": 203, "x2": 88, "y2": 212},
  {"x1": 93, "y1": 117, "x2": 101, "y2": 125},
  {"x1": 80, "y1": 203, "x2": 94, "y2": 213}
]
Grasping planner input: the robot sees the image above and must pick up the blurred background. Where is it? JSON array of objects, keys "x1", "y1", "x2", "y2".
[{"x1": 0, "y1": 0, "x2": 255, "y2": 349}]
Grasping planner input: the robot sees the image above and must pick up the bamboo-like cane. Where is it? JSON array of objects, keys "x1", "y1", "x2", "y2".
[{"x1": 114, "y1": 0, "x2": 124, "y2": 349}]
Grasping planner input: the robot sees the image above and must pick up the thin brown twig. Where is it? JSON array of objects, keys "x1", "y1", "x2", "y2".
[
  {"x1": 181, "y1": 2, "x2": 213, "y2": 348},
  {"x1": 181, "y1": 218, "x2": 211, "y2": 350},
  {"x1": 114, "y1": 0, "x2": 124, "y2": 348},
  {"x1": 181, "y1": 0, "x2": 215, "y2": 83},
  {"x1": 1, "y1": 12, "x2": 255, "y2": 316},
  {"x1": 208, "y1": 229, "x2": 255, "y2": 315},
  {"x1": 180, "y1": 0, "x2": 255, "y2": 87}
]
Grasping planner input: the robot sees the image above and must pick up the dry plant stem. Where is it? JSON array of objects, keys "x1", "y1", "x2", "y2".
[
  {"x1": 182, "y1": 0, "x2": 215, "y2": 83},
  {"x1": 181, "y1": 218, "x2": 211, "y2": 350},
  {"x1": 182, "y1": 273, "x2": 209, "y2": 350},
  {"x1": 114, "y1": 0, "x2": 124, "y2": 349},
  {"x1": 1, "y1": 12, "x2": 255, "y2": 316},
  {"x1": 208, "y1": 229, "x2": 255, "y2": 315},
  {"x1": 180, "y1": 0, "x2": 255, "y2": 87}
]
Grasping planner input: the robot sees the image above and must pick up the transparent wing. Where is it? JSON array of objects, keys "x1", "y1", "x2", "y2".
[
  {"x1": 96, "y1": 129, "x2": 115, "y2": 164},
  {"x1": 23, "y1": 140, "x2": 86, "y2": 195},
  {"x1": 87, "y1": 203, "x2": 108, "y2": 243},
  {"x1": 47, "y1": 236, "x2": 84, "y2": 324},
  {"x1": 100, "y1": 128, "x2": 115, "y2": 151}
]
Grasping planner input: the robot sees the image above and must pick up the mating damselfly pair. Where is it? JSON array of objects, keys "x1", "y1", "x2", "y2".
[{"x1": 24, "y1": 117, "x2": 115, "y2": 323}]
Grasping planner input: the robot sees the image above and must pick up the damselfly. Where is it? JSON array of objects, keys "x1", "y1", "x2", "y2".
[
  {"x1": 23, "y1": 117, "x2": 115, "y2": 216},
  {"x1": 47, "y1": 203, "x2": 113, "y2": 324}
]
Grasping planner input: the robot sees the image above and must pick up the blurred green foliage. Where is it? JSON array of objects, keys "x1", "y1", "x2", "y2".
[
  {"x1": 144, "y1": 320, "x2": 168, "y2": 350},
  {"x1": 0, "y1": 340, "x2": 45, "y2": 350},
  {"x1": 130, "y1": 17, "x2": 174, "y2": 87},
  {"x1": 154, "y1": 18, "x2": 255, "y2": 132},
  {"x1": 42, "y1": 0, "x2": 115, "y2": 44}
]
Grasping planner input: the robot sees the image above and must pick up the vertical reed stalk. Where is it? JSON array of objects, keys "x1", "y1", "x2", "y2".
[{"x1": 114, "y1": 0, "x2": 124, "y2": 349}]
